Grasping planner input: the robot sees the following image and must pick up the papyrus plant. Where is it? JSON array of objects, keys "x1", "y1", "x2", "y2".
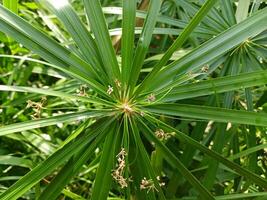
[{"x1": 0, "y1": 0, "x2": 267, "y2": 199}]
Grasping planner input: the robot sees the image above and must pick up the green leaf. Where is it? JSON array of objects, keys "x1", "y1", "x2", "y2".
[
  {"x1": 148, "y1": 7, "x2": 267, "y2": 92},
  {"x1": 220, "y1": 0, "x2": 236, "y2": 25},
  {"x1": 39, "y1": 119, "x2": 113, "y2": 200},
  {"x1": 0, "y1": 85, "x2": 113, "y2": 106},
  {"x1": 84, "y1": 0, "x2": 121, "y2": 84},
  {"x1": 138, "y1": 117, "x2": 215, "y2": 200},
  {"x1": 162, "y1": 70, "x2": 267, "y2": 101},
  {"x1": 121, "y1": 0, "x2": 136, "y2": 87},
  {"x1": 235, "y1": 0, "x2": 250, "y2": 23},
  {"x1": 0, "y1": 5, "x2": 94, "y2": 77},
  {"x1": 229, "y1": 143, "x2": 267, "y2": 161},
  {"x1": 0, "y1": 110, "x2": 107, "y2": 136},
  {"x1": 102, "y1": 7, "x2": 215, "y2": 36},
  {"x1": 144, "y1": 103, "x2": 267, "y2": 126},
  {"x1": 0, "y1": 123, "x2": 101, "y2": 200},
  {"x1": 128, "y1": 0, "x2": 162, "y2": 93},
  {"x1": 37, "y1": 0, "x2": 107, "y2": 83},
  {"x1": 3, "y1": 0, "x2": 18, "y2": 13},
  {"x1": 215, "y1": 192, "x2": 267, "y2": 200},
  {"x1": 0, "y1": 5, "x2": 108, "y2": 98},
  {"x1": 135, "y1": 0, "x2": 219, "y2": 96},
  {"x1": 3, "y1": 0, "x2": 19, "y2": 54},
  {"x1": 145, "y1": 115, "x2": 267, "y2": 189},
  {"x1": 91, "y1": 124, "x2": 119, "y2": 200},
  {"x1": 0, "y1": 54, "x2": 68, "y2": 79},
  {"x1": 0, "y1": 155, "x2": 33, "y2": 168},
  {"x1": 109, "y1": 27, "x2": 183, "y2": 36},
  {"x1": 122, "y1": 116, "x2": 131, "y2": 198},
  {"x1": 61, "y1": 189, "x2": 86, "y2": 200},
  {"x1": 130, "y1": 119, "x2": 166, "y2": 199},
  {"x1": 173, "y1": 0, "x2": 226, "y2": 33}
]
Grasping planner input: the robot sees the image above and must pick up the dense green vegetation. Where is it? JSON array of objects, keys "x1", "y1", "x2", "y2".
[{"x1": 0, "y1": 0, "x2": 267, "y2": 199}]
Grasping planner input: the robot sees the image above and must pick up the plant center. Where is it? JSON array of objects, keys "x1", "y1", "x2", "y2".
[{"x1": 121, "y1": 101, "x2": 134, "y2": 115}]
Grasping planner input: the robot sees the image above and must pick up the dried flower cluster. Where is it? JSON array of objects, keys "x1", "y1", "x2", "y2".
[
  {"x1": 201, "y1": 64, "x2": 209, "y2": 73},
  {"x1": 26, "y1": 97, "x2": 46, "y2": 119},
  {"x1": 122, "y1": 103, "x2": 133, "y2": 114},
  {"x1": 76, "y1": 85, "x2": 88, "y2": 96},
  {"x1": 112, "y1": 148, "x2": 129, "y2": 188},
  {"x1": 147, "y1": 93, "x2": 156, "y2": 102},
  {"x1": 140, "y1": 177, "x2": 156, "y2": 193},
  {"x1": 115, "y1": 79, "x2": 121, "y2": 88},
  {"x1": 156, "y1": 176, "x2": 166, "y2": 187},
  {"x1": 140, "y1": 176, "x2": 165, "y2": 193},
  {"x1": 107, "y1": 85, "x2": 114, "y2": 95},
  {"x1": 155, "y1": 129, "x2": 171, "y2": 140}
]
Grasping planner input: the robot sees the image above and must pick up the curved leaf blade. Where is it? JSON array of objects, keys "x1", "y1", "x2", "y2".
[
  {"x1": 0, "y1": 124, "x2": 100, "y2": 200},
  {"x1": 121, "y1": 0, "x2": 136, "y2": 86},
  {"x1": 144, "y1": 103, "x2": 267, "y2": 126},
  {"x1": 0, "y1": 110, "x2": 107, "y2": 136},
  {"x1": 138, "y1": 118, "x2": 215, "y2": 200},
  {"x1": 91, "y1": 124, "x2": 118, "y2": 200},
  {"x1": 135, "y1": 0, "x2": 219, "y2": 96},
  {"x1": 83, "y1": 0, "x2": 121, "y2": 83},
  {"x1": 0, "y1": 85, "x2": 113, "y2": 106},
  {"x1": 128, "y1": 0, "x2": 162, "y2": 93},
  {"x1": 0, "y1": 5, "x2": 109, "y2": 98},
  {"x1": 149, "y1": 7, "x2": 267, "y2": 92},
  {"x1": 38, "y1": 0, "x2": 107, "y2": 82},
  {"x1": 145, "y1": 115, "x2": 267, "y2": 189},
  {"x1": 163, "y1": 70, "x2": 267, "y2": 101}
]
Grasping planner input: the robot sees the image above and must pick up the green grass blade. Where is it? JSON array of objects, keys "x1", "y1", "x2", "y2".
[
  {"x1": 148, "y1": 7, "x2": 267, "y2": 92},
  {"x1": 0, "y1": 5, "x2": 109, "y2": 98},
  {"x1": 0, "y1": 155, "x2": 33, "y2": 169},
  {"x1": 201, "y1": 55, "x2": 238, "y2": 189},
  {"x1": 134, "y1": 0, "x2": 218, "y2": 96},
  {"x1": 145, "y1": 115, "x2": 267, "y2": 189},
  {"x1": 84, "y1": 0, "x2": 121, "y2": 84},
  {"x1": 0, "y1": 85, "x2": 113, "y2": 106},
  {"x1": 235, "y1": 0, "x2": 250, "y2": 23},
  {"x1": 130, "y1": 119, "x2": 166, "y2": 199},
  {"x1": 109, "y1": 27, "x2": 184, "y2": 36},
  {"x1": 2, "y1": 0, "x2": 19, "y2": 54},
  {"x1": 0, "y1": 123, "x2": 101, "y2": 200},
  {"x1": 61, "y1": 189, "x2": 86, "y2": 200},
  {"x1": 37, "y1": 0, "x2": 107, "y2": 82},
  {"x1": 122, "y1": 116, "x2": 131, "y2": 198},
  {"x1": 174, "y1": 0, "x2": 225, "y2": 33},
  {"x1": 144, "y1": 103, "x2": 267, "y2": 127},
  {"x1": 128, "y1": 0, "x2": 162, "y2": 93},
  {"x1": 215, "y1": 192, "x2": 267, "y2": 200},
  {"x1": 202, "y1": 124, "x2": 227, "y2": 189},
  {"x1": 0, "y1": 5, "x2": 96, "y2": 78},
  {"x1": 0, "y1": 54, "x2": 69, "y2": 79},
  {"x1": 3, "y1": 0, "x2": 18, "y2": 13},
  {"x1": 138, "y1": 117, "x2": 215, "y2": 200},
  {"x1": 39, "y1": 119, "x2": 113, "y2": 200},
  {"x1": 103, "y1": 7, "x2": 216, "y2": 36},
  {"x1": 0, "y1": 110, "x2": 107, "y2": 136},
  {"x1": 121, "y1": 0, "x2": 136, "y2": 87},
  {"x1": 129, "y1": 121, "x2": 157, "y2": 200},
  {"x1": 177, "y1": 192, "x2": 267, "y2": 200},
  {"x1": 91, "y1": 124, "x2": 119, "y2": 200},
  {"x1": 162, "y1": 70, "x2": 267, "y2": 101},
  {"x1": 220, "y1": 0, "x2": 236, "y2": 25},
  {"x1": 229, "y1": 143, "x2": 267, "y2": 161}
]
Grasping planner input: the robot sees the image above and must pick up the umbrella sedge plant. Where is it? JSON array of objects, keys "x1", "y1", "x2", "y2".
[{"x1": 0, "y1": 0, "x2": 267, "y2": 199}]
